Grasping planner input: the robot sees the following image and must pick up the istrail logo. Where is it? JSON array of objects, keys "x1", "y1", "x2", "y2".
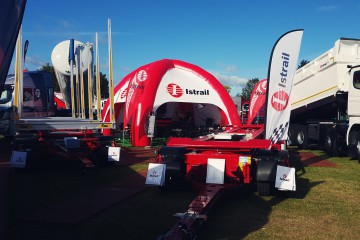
[
  {"x1": 150, "y1": 171, "x2": 159, "y2": 178},
  {"x1": 185, "y1": 89, "x2": 209, "y2": 95},
  {"x1": 130, "y1": 83, "x2": 144, "y2": 89},
  {"x1": 167, "y1": 83, "x2": 210, "y2": 98},
  {"x1": 280, "y1": 173, "x2": 290, "y2": 181}
]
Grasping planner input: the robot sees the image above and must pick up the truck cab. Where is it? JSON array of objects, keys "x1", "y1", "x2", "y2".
[
  {"x1": 346, "y1": 66, "x2": 360, "y2": 160},
  {"x1": 0, "y1": 71, "x2": 55, "y2": 135}
]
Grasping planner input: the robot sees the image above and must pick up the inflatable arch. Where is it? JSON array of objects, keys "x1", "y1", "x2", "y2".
[{"x1": 102, "y1": 59, "x2": 241, "y2": 146}]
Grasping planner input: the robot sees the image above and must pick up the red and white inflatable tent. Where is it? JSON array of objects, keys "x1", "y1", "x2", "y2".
[{"x1": 102, "y1": 59, "x2": 241, "y2": 146}]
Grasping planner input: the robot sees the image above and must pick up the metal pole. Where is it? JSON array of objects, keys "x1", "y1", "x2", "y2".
[
  {"x1": 76, "y1": 54, "x2": 80, "y2": 118},
  {"x1": 69, "y1": 39, "x2": 76, "y2": 118},
  {"x1": 80, "y1": 50, "x2": 85, "y2": 119},
  {"x1": 13, "y1": 26, "x2": 23, "y2": 119},
  {"x1": 108, "y1": 18, "x2": 115, "y2": 123},
  {"x1": 95, "y1": 32, "x2": 102, "y2": 121},
  {"x1": 88, "y1": 62, "x2": 93, "y2": 119}
]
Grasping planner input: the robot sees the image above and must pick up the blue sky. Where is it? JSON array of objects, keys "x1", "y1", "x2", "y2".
[{"x1": 10, "y1": 0, "x2": 360, "y2": 96}]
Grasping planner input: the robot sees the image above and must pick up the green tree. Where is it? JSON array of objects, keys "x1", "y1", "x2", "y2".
[
  {"x1": 297, "y1": 59, "x2": 309, "y2": 69},
  {"x1": 223, "y1": 85, "x2": 231, "y2": 94},
  {"x1": 38, "y1": 63, "x2": 59, "y2": 92},
  {"x1": 238, "y1": 78, "x2": 259, "y2": 100},
  {"x1": 39, "y1": 63, "x2": 109, "y2": 98},
  {"x1": 99, "y1": 72, "x2": 109, "y2": 98}
]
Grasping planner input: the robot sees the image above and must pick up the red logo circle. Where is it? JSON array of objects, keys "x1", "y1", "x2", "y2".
[
  {"x1": 271, "y1": 90, "x2": 289, "y2": 111},
  {"x1": 260, "y1": 81, "x2": 267, "y2": 92},
  {"x1": 167, "y1": 83, "x2": 183, "y2": 98},
  {"x1": 137, "y1": 70, "x2": 148, "y2": 82}
]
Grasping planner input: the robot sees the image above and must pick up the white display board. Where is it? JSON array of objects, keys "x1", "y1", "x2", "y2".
[
  {"x1": 10, "y1": 151, "x2": 27, "y2": 168},
  {"x1": 206, "y1": 158, "x2": 225, "y2": 184},
  {"x1": 275, "y1": 165, "x2": 296, "y2": 191},
  {"x1": 145, "y1": 163, "x2": 166, "y2": 186},
  {"x1": 107, "y1": 146, "x2": 121, "y2": 162}
]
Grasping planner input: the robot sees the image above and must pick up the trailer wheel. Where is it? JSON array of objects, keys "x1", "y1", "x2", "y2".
[
  {"x1": 356, "y1": 134, "x2": 360, "y2": 164},
  {"x1": 288, "y1": 127, "x2": 298, "y2": 146},
  {"x1": 254, "y1": 150, "x2": 289, "y2": 196},
  {"x1": 324, "y1": 130, "x2": 338, "y2": 157},
  {"x1": 296, "y1": 127, "x2": 308, "y2": 149}
]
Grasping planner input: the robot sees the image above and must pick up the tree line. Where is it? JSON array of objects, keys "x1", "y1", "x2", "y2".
[
  {"x1": 224, "y1": 59, "x2": 310, "y2": 100},
  {"x1": 41, "y1": 59, "x2": 309, "y2": 101}
]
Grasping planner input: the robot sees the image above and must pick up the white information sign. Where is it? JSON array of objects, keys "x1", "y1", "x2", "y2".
[
  {"x1": 10, "y1": 151, "x2": 27, "y2": 168},
  {"x1": 275, "y1": 165, "x2": 296, "y2": 191},
  {"x1": 107, "y1": 146, "x2": 121, "y2": 162},
  {"x1": 206, "y1": 158, "x2": 225, "y2": 184},
  {"x1": 145, "y1": 163, "x2": 166, "y2": 186}
]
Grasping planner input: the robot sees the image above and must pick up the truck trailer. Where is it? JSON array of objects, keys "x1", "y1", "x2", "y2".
[
  {"x1": 150, "y1": 30, "x2": 304, "y2": 239},
  {"x1": 289, "y1": 38, "x2": 360, "y2": 162},
  {"x1": 7, "y1": 21, "x2": 117, "y2": 169}
]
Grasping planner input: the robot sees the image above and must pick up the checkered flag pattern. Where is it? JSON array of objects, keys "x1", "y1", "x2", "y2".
[{"x1": 269, "y1": 122, "x2": 289, "y2": 144}]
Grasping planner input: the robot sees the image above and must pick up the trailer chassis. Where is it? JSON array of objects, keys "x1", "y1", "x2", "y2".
[{"x1": 155, "y1": 127, "x2": 291, "y2": 239}]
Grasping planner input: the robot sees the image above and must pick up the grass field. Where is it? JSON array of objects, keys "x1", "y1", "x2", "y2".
[
  {"x1": 5, "y1": 149, "x2": 360, "y2": 240},
  {"x1": 198, "y1": 150, "x2": 360, "y2": 240}
]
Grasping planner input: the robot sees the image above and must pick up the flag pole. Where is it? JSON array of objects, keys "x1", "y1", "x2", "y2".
[
  {"x1": 88, "y1": 62, "x2": 93, "y2": 119},
  {"x1": 69, "y1": 39, "x2": 76, "y2": 118},
  {"x1": 14, "y1": 25, "x2": 23, "y2": 119},
  {"x1": 96, "y1": 32, "x2": 102, "y2": 121},
  {"x1": 108, "y1": 18, "x2": 115, "y2": 123},
  {"x1": 80, "y1": 50, "x2": 85, "y2": 119}
]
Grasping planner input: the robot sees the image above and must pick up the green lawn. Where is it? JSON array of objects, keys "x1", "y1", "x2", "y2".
[{"x1": 198, "y1": 151, "x2": 360, "y2": 240}]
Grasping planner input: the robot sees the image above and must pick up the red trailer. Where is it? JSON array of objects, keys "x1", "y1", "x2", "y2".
[{"x1": 152, "y1": 30, "x2": 304, "y2": 239}]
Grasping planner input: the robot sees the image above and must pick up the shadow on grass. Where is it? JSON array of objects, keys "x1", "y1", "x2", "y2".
[
  {"x1": 4, "y1": 146, "x2": 157, "y2": 240},
  {"x1": 4, "y1": 146, "x2": 323, "y2": 240},
  {"x1": 196, "y1": 179, "x2": 323, "y2": 239},
  {"x1": 196, "y1": 150, "x2": 323, "y2": 240}
]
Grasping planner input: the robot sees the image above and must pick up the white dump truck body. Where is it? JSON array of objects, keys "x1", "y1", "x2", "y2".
[
  {"x1": 291, "y1": 38, "x2": 360, "y2": 111},
  {"x1": 289, "y1": 38, "x2": 360, "y2": 159}
]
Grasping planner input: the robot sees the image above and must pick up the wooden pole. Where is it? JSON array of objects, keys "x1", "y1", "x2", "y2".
[{"x1": 96, "y1": 32, "x2": 102, "y2": 121}]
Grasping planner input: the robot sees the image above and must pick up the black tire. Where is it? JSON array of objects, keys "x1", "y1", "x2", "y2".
[
  {"x1": 257, "y1": 181, "x2": 273, "y2": 196},
  {"x1": 324, "y1": 131, "x2": 331, "y2": 155},
  {"x1": 324, "y1": 130, "x2": 338, "y2": 157},
  {"x1": 287, "y1": 128, "x2": 294, "y2": 146},
  {"x1": 255, "y1": 150, "x2": 289, "y2": 196},
  {"x1": 348, "y1": 130, "x2": 359, "y2": 159},
  {"x1": 296, "y1": 127, "x2": 308, "y2": 149},
  {"x1": 356, "y1": 133, "x2": 360, "y2": 164}
]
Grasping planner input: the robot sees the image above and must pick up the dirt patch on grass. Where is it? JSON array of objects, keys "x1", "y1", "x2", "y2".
[
  {"x1": 118, "y1": 147, "x2": 157, "y2": 165},
  {"x1": 289, "y1": 149, "x2": 337, "y2": 167}
]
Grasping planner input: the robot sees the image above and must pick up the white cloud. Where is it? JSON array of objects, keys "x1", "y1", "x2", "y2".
[
  {"x1": 211, "y1": 71, "x2": 248, "y2": 96},
  {"x1": 208, "y1": 62, "x2": 250, "y2": 96},
  {"x1": 25, "y1": 56, "x2": 48, "y2": 69},
  {"x1": 317, "y1": 5, "x2": 337, "y2": 11},
  {"x1": 23, "y1": 16, "x2": 127, "y2": 39},
  {"x1": 22, "y1": 31, "x2": 127, "y2": 38},
  {"x1": 58, "y1": 19, "x2": 75, "y2": 29},
  {"x1": 216, "y1": 62, "x2": 238, "y2": 74}
]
